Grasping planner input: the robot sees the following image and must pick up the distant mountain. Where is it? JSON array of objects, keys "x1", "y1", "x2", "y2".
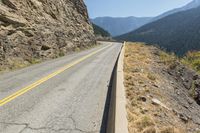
[
  {"x1": 91, "y1": 16, "x2": 153, "y2": 36},
  {"x1": 91, "y1": 0, "x2": 200, "y2": 37},
  {"x1": 152, "y1": 0, "x2": 200, "y2": 21},
  {"x1": 92, "y1": 23, "x2": 111, "y2": 37},
  {"x1": 116, "y1": 6, "x2": 200, "y2": 56}
]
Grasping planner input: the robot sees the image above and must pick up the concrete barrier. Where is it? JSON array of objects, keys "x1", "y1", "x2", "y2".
[{"x1": 107, "y1": 42, "x2": 128, "y2": 133}]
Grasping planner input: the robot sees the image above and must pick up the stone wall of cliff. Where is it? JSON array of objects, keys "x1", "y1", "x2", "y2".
[{"x1": 0, "y1": 0, "x2": 95, "y2": 70}]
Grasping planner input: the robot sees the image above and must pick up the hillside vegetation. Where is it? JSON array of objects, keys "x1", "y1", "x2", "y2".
[
  {"x1": 117, "y1": 6, "x2": 200, "y2": 56},
  {"x1": 182, "y1": 51, "x2": 200, "y2": 73},
  {"x1": 92, "y1": 23, "x2": 111, "y2": 37},
  {"x1": 124, "y1": 42, "x2": 200, "y2": 133}
]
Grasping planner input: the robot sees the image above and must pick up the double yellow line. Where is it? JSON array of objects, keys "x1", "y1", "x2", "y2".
[{"x1": 0, "y1": 45, "x2": 110, "y2": 107}]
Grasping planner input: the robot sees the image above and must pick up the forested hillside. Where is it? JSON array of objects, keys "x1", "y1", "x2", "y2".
[
  {"x1": 92, "y1": 23, "x2": 111, "y2": 37},
  {"x1": 117, "y1": 6, "x2": 200, "y2": 56}
]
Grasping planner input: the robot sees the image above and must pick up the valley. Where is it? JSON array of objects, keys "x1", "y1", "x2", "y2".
[{"x1": 91, "y1": 17, "x2": 152, "y2": 36}]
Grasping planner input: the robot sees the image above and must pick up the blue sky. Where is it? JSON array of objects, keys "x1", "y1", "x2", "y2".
[{"x1": 84, "y1": 0, "x2": 193, "y2": 18}]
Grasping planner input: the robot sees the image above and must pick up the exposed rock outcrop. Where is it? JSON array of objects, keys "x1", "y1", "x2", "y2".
[
  {"x1": 0, "y1": 0, "x2": 95, "y2": 70},
  {"x1": 167, "y1": 61, "x2": 200, "y2": 105}
]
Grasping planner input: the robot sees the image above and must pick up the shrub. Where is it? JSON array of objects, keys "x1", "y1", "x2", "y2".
[
  {"x1": 147, "y1": 73, "x2": 156, "y2": 81},
  {"x1": 134, "y1": 116, "x2": 155, "y2": 131},
  {"x1": 181, "y1": 51, "x2": 200, "y2": 73}
]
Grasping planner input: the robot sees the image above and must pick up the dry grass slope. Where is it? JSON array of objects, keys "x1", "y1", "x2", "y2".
[{"x1": 124, "y1": 42, "x2": 200, "y2": 133}]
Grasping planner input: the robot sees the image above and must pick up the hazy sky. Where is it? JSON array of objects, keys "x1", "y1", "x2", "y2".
[{"x1": 84, "y1": 0, "x2": 193, "y2": 18}]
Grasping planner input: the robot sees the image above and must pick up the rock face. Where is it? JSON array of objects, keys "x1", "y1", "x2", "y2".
[
  {"x1": 0, "y1": 0, "x2": 95, "y2": 70},
  {"x1": 167, "y1": 62, "x2": 200, "y2": 105}
]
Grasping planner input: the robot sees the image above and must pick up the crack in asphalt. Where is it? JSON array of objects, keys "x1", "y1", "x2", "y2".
[
  {"x1": 0, "y1": 77, "x2": 101, "y2": 133},
  {"x1": 68, "y1": 112, "x2": 98, "y2": 133},
  {"x1": 0, "y1": 96, "x2": 99, "y2": 133},
  {"x1": 0, "y1": 122, "x2": 29, "y2": 127},
  {"x1": 0, "y1": 97, "x2": 99, "y2": 133},
  {"x1": 0, "y1": 122, "x2": 72, "y2": 133},
  {"x1": 0, "y1": 118, "x2": 99, "y2": 133}
]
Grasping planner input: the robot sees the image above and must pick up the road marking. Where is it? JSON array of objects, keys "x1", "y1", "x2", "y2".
[{"x1": 0, "y1": 45, "x2": 111, "y2": 107}]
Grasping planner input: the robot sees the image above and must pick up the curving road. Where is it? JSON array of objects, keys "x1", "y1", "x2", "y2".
[{"x1": 0, "y1": 42, "x2": 122, "y2": 133}]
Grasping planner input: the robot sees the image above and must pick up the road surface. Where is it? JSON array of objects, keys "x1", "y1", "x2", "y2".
[{"x1": 0, "y1": 42, "x2": 122, "y2": 133}]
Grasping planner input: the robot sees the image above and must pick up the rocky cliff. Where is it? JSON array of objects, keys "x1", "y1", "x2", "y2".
[{"x1": 0, "y1": 0, "x2": 95, "y2": 70}]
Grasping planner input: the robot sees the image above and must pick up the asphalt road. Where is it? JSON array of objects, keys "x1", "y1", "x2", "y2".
[{"x1": 0, "y1": 42, "x2": 122, "y2": 133}]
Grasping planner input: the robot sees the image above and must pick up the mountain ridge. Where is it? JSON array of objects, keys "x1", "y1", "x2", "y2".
[
  {"x1": 91, "y1": 16, "x2": 152, "y2": 36},
  {"x1": 116, "y1": 6, "x2": 200, "y2": 56},
  {"x1": 92, "y1": 0, "x2": 200, "y2": 37},
  {"x1": 152, "y1": 0, "x2": 200, "y2": 21}
]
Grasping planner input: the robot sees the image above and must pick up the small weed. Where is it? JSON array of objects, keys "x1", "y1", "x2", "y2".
[
  {"x1": 134, "y1": 116, "x2": 155, "y2": 131},
  {"x1": 159, "y1": 51, "x2": 177, "y2": 65},
  {"x1": 147, "y1": 73, "x2": 156, "y2": 81},
  {"x1": 142, "y1": 126, "x2": 156, "y2": 133},
  {"x1": 145, "y1": 88, "x2": 150, "y2": 93},
  {"x1": 189, "y1": 81, "x2": 197, "y2": 99},
  {"x1": 29, "y1": 58, "x2": 41, "y2": 64},
  {"x1": 181, "y1": 51, "x2": 200, "y2": 73},
  {"x1": 59, "y1": 51, "x2": 65, "y2": 57},
  {"x1": 74, "y1": 47, "x2": 80, "y2": 52}
]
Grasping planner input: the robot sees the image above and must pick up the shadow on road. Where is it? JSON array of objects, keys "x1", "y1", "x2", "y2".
[{"x1": 100, "y1": 54, "x2": 119, "y2": 133}]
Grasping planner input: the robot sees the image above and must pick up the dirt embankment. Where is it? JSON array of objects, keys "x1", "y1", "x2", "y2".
[{"x1": 124, "y1": 42, "x2": 200, "y2": 133}]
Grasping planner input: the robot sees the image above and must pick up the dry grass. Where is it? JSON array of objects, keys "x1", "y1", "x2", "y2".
[
  {"x1": 158, "y1": 51, "x2": 179, "y2": 70},
  {"x1": 147, "y1": 73, "x2": 156, "y2": 81},
  {"x1": 134, "y1": 116, "x2": 155, "y2": 131},
  {"x1": 124, "y1": 42, "x2": 187, "y2": 133},
  {"x1": 142, "y1": 126, "x2": 156, "y2": 133},
  {"x1": 0, "y1": 57, "x2": 41, "y2": 73},
  {"x1": 159, "y1": 51, "x2": 177, "y2": 65},
  {"x1": 159, "y1": 50, "x2": 200, "y2": 74},
  {"x1": 160, "y1": 127, "x2": 185, "y2": 133},
  {"x1": 0, "y1": 43, "x2": 100, "y2": 73},
  {"x1": 181, "y1": 51, "x2": 200, "y2": 73}
]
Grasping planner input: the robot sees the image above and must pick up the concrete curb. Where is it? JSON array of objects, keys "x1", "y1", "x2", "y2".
[{"x1": 107, "y1": 42, "x2": 128, "y2": 133}]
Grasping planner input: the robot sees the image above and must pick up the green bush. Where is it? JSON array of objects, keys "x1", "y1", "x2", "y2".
[{"x1": 181, "y1": 51, "x2": 200, "y2": 73}]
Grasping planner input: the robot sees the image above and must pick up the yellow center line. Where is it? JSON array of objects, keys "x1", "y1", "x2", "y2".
[{"x1": 0, "y1": 45, "x2": 111, "y2": 107}]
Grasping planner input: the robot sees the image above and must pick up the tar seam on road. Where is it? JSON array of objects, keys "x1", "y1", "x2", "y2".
[{"x1": 0, "y1": 45, "x2": 111, "y2": 107}]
